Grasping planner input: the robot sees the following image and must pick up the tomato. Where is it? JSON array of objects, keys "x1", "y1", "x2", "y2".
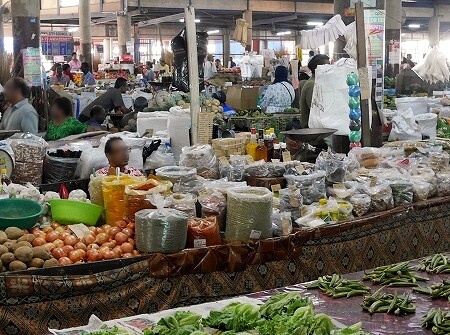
[
  {"x1": 74, "y1": 242, "x2": 87, "y2": 251},
  {"x1": 32, "y1": 237, "x2": 46, "y2": 247},
  {"x1": 114, "y1": 232, "x2": 128, "y2": 244},
  {"x1": 52, "y1": 247, "x2": 67, "y2": 259},
  {"x1": 64, "y1": 235, "x2": 78, "y2": 246},
  {"x1": 58, "y1": 257, "x2": 72, "y2": 266},
  {"x1": 121, "y1": 228, "x2": 134, "y2": 238},
  {"x1": 120, "y1": 242, "x2": 134, "y2": 254},
  {"x1": 46, "y1": 231, "x2": 60, "y2": 242}
]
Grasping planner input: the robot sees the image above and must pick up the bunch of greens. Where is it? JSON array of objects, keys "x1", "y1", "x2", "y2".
[
  {"x1": 81, "y1": 325, "x2": 130, "y2": 335},
  {"x1": 143, "y1": 311, "x2": 202, "y2": 335},
  {"x1": 203, "y1": 302, "x2": 261, "y2": 332},
  {"x1": 259, "y1": 292, "x2": 312, "y2": 318}
]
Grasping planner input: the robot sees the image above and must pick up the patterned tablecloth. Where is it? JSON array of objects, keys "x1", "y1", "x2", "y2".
[{"x1": 0, "y1": 197, "x2": 448, "y2": 334}]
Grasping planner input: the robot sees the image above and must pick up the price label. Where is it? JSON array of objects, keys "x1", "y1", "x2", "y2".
[
  {"x1": 145, "y1": 128, "x2": 154, "y2": 137},
  {"x1": 249, "y1": 230, "x2": 262, "y2": 239},
  {"x1": 271, "y1": 184, "x2": 281, "y2": 192},
  {"x1": 295, "y1": 165, "x2": 305, "y2": 174},
  {"x1": 193, "y1": 239, "x2": 207, "y2": 248},
  {"x1": 68, "y1": 224, "x2": 91, "y2": 239},
  {"x1": 282, "y1": 151, "x2": 292, "y2": 163},
  {"x1": 333, "y1": 183, "x2": 346, "y2": 190},
  {"x1": 370, "y1": 176, "x2": 378, "y2": 187}
]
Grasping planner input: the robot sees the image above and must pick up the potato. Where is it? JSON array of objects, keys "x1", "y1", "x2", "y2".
[
  {"x1": 0, "y1": 231, "x2": 7, "y2": 244},
  {"x1": 0, "y1": 252, "x2": 14, "y2": 265},
  {"x1": 0, "y1": 245, "x2": 8, "y2": 256},
  {"x1": 3, "y1": 241, "x2": 15, "y2": 252},
  {"x1": 13, "y1": 241, "x2": 32, "y2": 251},
  {"x1": 9, "y1": 260, "x2": 27, "y2": 271},
  {"x1": 28, "y1": 258, "x2": 44, "y2": 268},
  {"x1": 14, "y1": 246, "x2": 33, "y2": 263},
  {"x1": 18, "y1": 234, "x2": 35, "y2": 243},
  {"x1": 5, "y1": 227, "x2": 24, "y2": 240},
  {"x1": 43, "y1": 258, "x2": 59, "y2": 268},
  {"x1": 32, "y1": 246, "x2": 52, "y2": 260}
]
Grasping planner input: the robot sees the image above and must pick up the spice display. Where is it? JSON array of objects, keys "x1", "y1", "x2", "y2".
[
  {"x1": 171, "y1": 193, "x2": 197, "y2": 218},
  {"x1": 362, "y1": 183, "x2": 394, "y2": 212},
  {"x1": 284, "y1": 171, "x2": 326, "y2": 205},
  {"x1": 279, "y1": 187, "x2": 303, "y2": 221},
  {"x1": 412, "y1": 180, "x2": 431, "y2": 201},
  {"x1": 362, "y1": 289, "x2": 416, "y2": 315},
  {"x1": 187, "y1": 216, "x2": 222, "y2": 248},
  {"x1": 11, "y1": 161, "x2": 43, "y2": 185},
  {"x1": 306, "y1": 274, "x2": 371, "y2": 298},
  {"x1": 272, "y1": 212, "x2": 292, "y2": 237},
  {"x1": 436, "y1": 172, "x2": 450, "y2": 196},
  {"x1": 349, "y1": 194, "x2": 371, "y2": 217},
  {"x1": 225, "y1": 187, "x2": 273, "y2": 241},
  {"x1": 363, "y1": 262, "x2": 428, "y2": 286},
  {"x1": 179, "y1": 144, "x2": 219, "y2": 179},
  {"x1": 198, "y1": 191, "x2": 227, "y2": 230},
  {"x1": 315, "y1": 151, "x2": 347, "y2": 184},
  {"x1": 388, "y1": 179, "x2": 414, "y2": 207}
]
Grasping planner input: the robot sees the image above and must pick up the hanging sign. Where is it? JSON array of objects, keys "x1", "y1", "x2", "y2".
[{"x1": 23, "y1": 47, "x2": 42, "y2": 87}]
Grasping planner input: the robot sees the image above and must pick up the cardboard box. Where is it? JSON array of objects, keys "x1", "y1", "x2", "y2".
[{"x1": 226, "y1": 86, "x2": 259, "y2": 111}]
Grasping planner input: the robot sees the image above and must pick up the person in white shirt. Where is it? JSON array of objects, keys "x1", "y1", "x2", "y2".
[
  {"x1": 204, "y1": 54, "x2": 217, "y2": 81},
  {"x1": 68, "y1": 52, "x2": 82, "y2": 71}
]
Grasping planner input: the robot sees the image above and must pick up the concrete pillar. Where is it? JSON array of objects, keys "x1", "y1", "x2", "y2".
[
  {"x1": 385, "y1": 0, "x2": 402, "y2": 77},
  {"x1": 333, "y1": 0, "x2": 351, "y2": 60},
  {"x1": 134, "y1": 26, "x2": 140, "y2": 64},
  {"x1": 79, "y1": 0, "x2": 92, "y2": 65},
  {"x1": 223, "y1": 30, "x2": 230, "y2": 67},
  {"x1": 429, "y1": 16, "x2": 440, "y2": 47},
  {"x1": 117, "y1": 13, "x2": 132, "y2": 55},
  {"x1": 11, "y1": 0, "x2": 41, "y2": 79},
  {"x1": 103, "y1": 38, "x2": 111, "y2": 63},
  {"x1": 0, "y1": 15, "x2": 4, "y2": 53},
  {"x1": 243, "y1": 9, "x2": 252, "y2": 52}
]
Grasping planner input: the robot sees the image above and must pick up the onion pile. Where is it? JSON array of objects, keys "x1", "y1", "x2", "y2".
[{"x1": 31, "y1": 220, "x2": 139, "y2": 266}]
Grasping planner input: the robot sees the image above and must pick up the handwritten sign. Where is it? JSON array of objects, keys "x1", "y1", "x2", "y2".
[{"x1": 358, "y1": 67, "x2": 371, "y2": 100}]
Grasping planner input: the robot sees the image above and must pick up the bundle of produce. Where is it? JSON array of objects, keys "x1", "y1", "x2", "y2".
[
  {"x1": 417, "y1": 253, "x2": 450, "y2": 274},
  {"x1": 306, "y1": 274, "x2": 371, "y2": 298},
  {"x1": 413, "y1": 280, "x2": 450, "y2": 301},
  {"x1": 421, "y1": 308, "x2": 450, "y2": 335},
  {"x1": 363, "y1": 261, "x2": 428, "y2": 286},
  {"x1": 362, "y1": 288, "x2": 415, "y2": 315}
]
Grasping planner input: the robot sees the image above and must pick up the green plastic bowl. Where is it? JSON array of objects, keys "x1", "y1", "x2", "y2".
[
  {"x1": 49, "y1": 199, "x2": 104, "y2": 226},
  {"x1": 0, "y1": 198, "x2": 43, "y2": 230}
]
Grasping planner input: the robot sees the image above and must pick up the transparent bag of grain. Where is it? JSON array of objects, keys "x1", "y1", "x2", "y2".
[
  {"x1": 225, "y1": 187, "x2": 273, "y2": 241},
  {"x1": 135, "y1": 194, "x2": 188, "y2": 253},
  {"x1": 284, "y1": 171, "x2": 326, "y2": 205}
]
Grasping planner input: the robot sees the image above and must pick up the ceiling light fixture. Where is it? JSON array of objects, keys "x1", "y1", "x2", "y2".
[
  {"x1": 276, "y1": 31, "x2": 292, "y2": 36},
  {"x1": 408, "y1": 24, "x2": 421, "y2": 28},
  {"x1": 207, "y1": 30, "x2": 220, "y2": 34},
  {"x1": 179, "y1": 18, "x2": 200, "y2": 23},
  {"x1": 67, "y1": 27, "x2": 79, "y2": 32},
  {"x1": 307, "y1": 21, "x2": 324, "y2": 26}
]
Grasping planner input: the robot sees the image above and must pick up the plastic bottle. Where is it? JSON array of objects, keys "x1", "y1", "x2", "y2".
[
  {"x1": 264, "y1": 130, "x2": 274, "y2": 161},
  {"x1": 246, "y1": 128, "x2": 258, "y2": 160},
  {"x1": 255, "y1": 129, "x2": 268, "y2": 162},
  {"x1": 272, "y1": 143, "x2": 282, "y2": 162},
  {"x1": 1, "y1": 169, "x2": 10, "y2": 186}
]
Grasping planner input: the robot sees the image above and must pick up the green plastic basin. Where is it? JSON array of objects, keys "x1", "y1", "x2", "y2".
[
  {"x1": 0, "y1": 198, "x2": 43, "y2": 230},
  {"x1": 49, "y1": 199, "x2": 104, "y2": 226}
]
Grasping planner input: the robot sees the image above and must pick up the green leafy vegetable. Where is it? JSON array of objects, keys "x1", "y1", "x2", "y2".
[
  {"x1": 81, "y1": 325, "x2": 130, "y2": 335},
  {"x1": 144, "y1": 311, "x2": 202, "y2": 335},
  {"x1": 259, "y1": 292, "x2": 312, "y2": 318},
  {"x1": 203, "y1": 302, "x2": 261, "y2": 332}
]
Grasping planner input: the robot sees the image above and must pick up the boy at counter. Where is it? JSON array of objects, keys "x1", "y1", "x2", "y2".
[{"x1": 96, "y1": 137, "x2": 143, "y2": 177}]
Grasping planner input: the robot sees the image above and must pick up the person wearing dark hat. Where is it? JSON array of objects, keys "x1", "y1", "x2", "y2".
[
  {"x1": 261, "y1": 65, "x2": 295, "y2": 114},
  {"x1": 299, "y1": 54, "x2": 330, "y2": 128}
]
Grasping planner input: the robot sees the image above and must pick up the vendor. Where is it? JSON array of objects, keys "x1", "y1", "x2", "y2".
[
  {"x1": 45, "y1": 97, "x2": 90, "y2": 141},
  {"x1": 85, "y1": 105, "x2": 106, "y2": 129},
  {"x1": 78, "y1": 77, "x2": 130, "y2": 123},
  {"x1": 62, "y1": 64, "x2": 75, "y2": 82},
  {"x1": 299, "y1": 54, "x2": 330, "y2": 128},
  {"x1": 260, "y1": 66, "x2": 295, "y2": 114},
  {"x1": 283, "y1": 118, "x2": 324, "y2": 163},
  {"x1": 159, "y1": 60, "x2": 170, "y2": 75},
  {"x1": 0, "y1": 77, "x2": 38, "y2": 133},
  {"x1": 96, "y1": 137, "x2": 144, "y2": 176},
  {"x1": 144, "y1": 61, "x2": 155, "y2": 81},
  {"x1": 68, "y1": 52, "x2": 82, "y2": 71},
  {"x1": 80, "y1": 62, "x2": 96, "y2": 86},
  {"x1": 49, "y1": 64, "x2": 70, "y2": 86},
  {"x1": 204, "y1": 54, "x2": 217, "y2": 81}
]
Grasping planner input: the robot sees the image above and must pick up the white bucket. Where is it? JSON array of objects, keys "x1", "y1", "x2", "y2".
[
  {"x1": 415, "y1": 113, "x2": 437, "y2": 139},
  {"x1": 395, "y1": 97, "x2": 429, "y2": 116}
]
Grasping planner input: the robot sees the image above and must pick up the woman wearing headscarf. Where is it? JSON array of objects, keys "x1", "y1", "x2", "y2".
[{"x1": 260, "y1": 66, "x2": 295, "y2": 114}]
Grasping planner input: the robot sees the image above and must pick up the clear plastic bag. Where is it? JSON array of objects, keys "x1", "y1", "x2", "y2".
[
  {"x1": 145, "y1": 144, "x2": 176, "y2": 170},
  {"x1": 388, "y1": 179, "x2": 414, "y2": 207},
  {"x1": 315, "y1": 151, "x2": 347, "y2": 184},
  {"x1": 8, "y1": 133, "x2": 47, "y2": 163},
  {"x1": 11, "y1": 161, "x2": 43, "y2": 185},
  {"x1": 362, "y1": 182, "x2": 394, "y2": 212},
  {"x1": 75, "y1": 148, "x2": 108, "y2": 180},
  {"x1": 179, "y1": 144, "x2": 219, "y2": 179},
  {"x1": 198, "y1": 190, "x2": 227, "y2": 231},
  {"x1": 229, "y1": 155, "x2": 247, "y2": 181},
  {"x1": 89, "y1": 174, "x2": 105, "y2": 207},
  {"x1": 171, "y1": 193, "x2": 197, "y2": 218},
  {"x1": 436, "y1": 173, "x2": 450, "y2": 197},
  {"x1": 327, "y1": 181, "x2": 359, "y2": 200},
  {"x1": 266, "y1": 163, "x2": 287, "y2": 178},
  {"x1": 155, "y1": 166, "x2": 197, "y2": 185},
  {"x1": 44, "y1": 154, "x2": 79, "y2": 183},
  {"x1": 279, "y1": 187, "x2": 303, "y2": 221},
  {"x1": 187, "y1": 216, "x2": 222, "y2": 248},
  {"x1": 225, "y1": 187, "x2": 273, "y2": 241},
  {"x1": 412, "y1": 167, "x2": 437, "y2": 197},
  {"x1": 350, "y1": 194, "x2": 371, "y2": 217},
  {"x1": 284, "y1": 171, "x2": 326, "y2": 205},
  {"x1": 245, "y1": 160, "x2": 269, "y2": 178},
  {"x1": 272, "y1": 212, "x2": 292, "y2": 237},
  {"x1": 429, "y1": 151, "x2": 449, "y2": 172},
  {"x1": 135, "y1": 194, "x2": 188, "y2": 253},
  {"x1": 412, "y1": 180, "x2": 431, "y2": 201}
]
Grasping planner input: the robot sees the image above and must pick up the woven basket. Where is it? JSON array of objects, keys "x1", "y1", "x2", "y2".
[{"x1": 197, "y1": 112, "x2": 215, "y2": 144}]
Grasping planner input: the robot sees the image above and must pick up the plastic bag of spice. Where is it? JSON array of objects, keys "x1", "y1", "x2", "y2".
[
  {"x1": 187, "y1": 216, "x2": 222, "y2": 248},
  {"x1": 198, "y1": 190, "x2": 227, "y2": 231}
]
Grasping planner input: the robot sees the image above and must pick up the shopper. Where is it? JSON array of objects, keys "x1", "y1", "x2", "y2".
[
  {"x1": 204, "y1": 54, "x2": 217, "y2": 81},
  {"x1": 45, "y1": 97, "x2": 89, "y2": 141},
  {"x1": 159, "y1": 60, "x2": 170, "y2": 75},
  {"x1": 80, "y1": 62, "x2": 96, "y2": 86},
  {"x1": 49, "y1": 64, "x2": 70, "y2": 86},
  {"x1": 85, "y1": 105, "x2": 106, "y2": 129},
  {"x1": 144, "y1": 61, "x2": 155, "y2": 81},
  {"x1": 0, "y1": 78, "x2": 38, "y2": 133},
  {"x1": 79, "y1": 77, "x2": 130, "y2": 123},
  {"x1": 96, "y1": 137, "x2": 144, "y2": 176},
  {"x1": 215, "y1": 59, "x2": 223, "y2": 71},
  {"x1": 260, "y1": 66, "x2": 295, "y2": 114},
  {"x1": 308, "y1": 50, "x2": 315, "y2": 64},
  {"x1": 68, "y1": 52, "x2": 82, "y2": 71},
  {"x1": 299, "y1": 54, "x2": 330, "y2": 128},
  {"x1": 62, "y1": 64, "x2": 74, "y2": 82},
  {"x1": 229, "y1": 56, "x2": 236, "y2": 68}
]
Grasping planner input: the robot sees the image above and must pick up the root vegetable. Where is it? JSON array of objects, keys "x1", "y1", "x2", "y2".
[
  {"x1": 0, "y1": 245, "x2": 8, "y2": 256},
  {"x1": 13, "y1": 241, "x2": 32, "y2": 251},
  {"x1": 18, "y1": 234, "x2": 35, "y2": 243},
  {"x1": 5, "y1": 227, "x2": 23, "y2": 240},
  {"x1": 0, "y1": 231, "x2": 7, "y2": 244},
  {"x1": 14, "y1": 246, "x2": 33, "y2": 263},
  {"x1": 32, "y1": 246, "x2": 52, "y2": 260},
  {"x1": 43, "y1": 258, "x2": 59, "y2": 268},
  {"x1": 9, "y1": 260, "x2": 27, "y2": 271},
  {"x1": 28, "y1": 258, "x2": 44, "y2": 268},
  {"x1": 0, "y1": 252, "x2": 14, "y2": 264},
  {"x1": 3, "y1": 241, "x2": 15, "y2": 252}
]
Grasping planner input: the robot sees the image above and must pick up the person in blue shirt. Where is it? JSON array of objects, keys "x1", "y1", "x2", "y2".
[
  {"x1": 85, "y1": 105, "x2": 106, "y2": 130},
  {"x1": 81, "y1": 62, "x2": 96, "y2": 86}
]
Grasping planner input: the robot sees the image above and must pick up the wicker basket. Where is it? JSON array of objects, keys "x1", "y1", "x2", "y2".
[
  {"x1": 197, "y1": 111, "x2": 215, "y2": 144},
  {"x1": 211, "y1": 137, "x2": 248, "y2": 158}
]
